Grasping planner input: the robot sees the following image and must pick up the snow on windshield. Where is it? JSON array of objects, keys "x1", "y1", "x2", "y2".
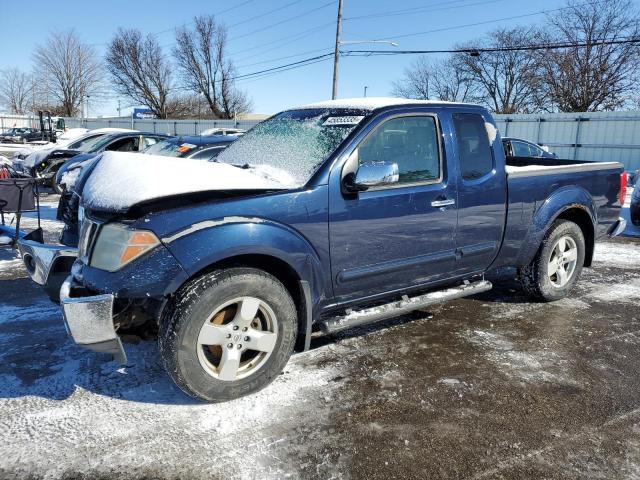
[{"x1": 215, "y1": 109, "x2": 366, "y2": 186}]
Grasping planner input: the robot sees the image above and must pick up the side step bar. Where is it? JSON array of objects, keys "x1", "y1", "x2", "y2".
[{"x1": 320, "y1": 279, "x2": 492, "y2": 334}]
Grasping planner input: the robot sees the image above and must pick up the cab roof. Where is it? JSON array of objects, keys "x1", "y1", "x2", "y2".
[{"x1": 298, "y1": 97, "x2": 482, "y2": 111}]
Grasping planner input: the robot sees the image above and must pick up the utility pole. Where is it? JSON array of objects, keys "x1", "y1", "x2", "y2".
[
  {"x1": 117, "y1": 99, "x2": 121, "y2": 118},
  {"x1": 331, "y1": 0, "x2": 343, "y2": 100},
  {"x1": 364, "y1": 86, "x2": 368, "y2": 97}
]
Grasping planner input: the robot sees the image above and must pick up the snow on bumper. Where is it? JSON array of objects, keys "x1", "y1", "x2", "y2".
[
  {"x1": 17, "y1": 237, "x2": 77, "y2": 286},
  {"x1": 59, "y1": 276, "x2": 127, "y2": 364}
]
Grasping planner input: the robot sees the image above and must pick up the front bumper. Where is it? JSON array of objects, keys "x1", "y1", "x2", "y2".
[
  {"x1": 60, "y1": 276, "x2": 127, "y2": 364},
  {"x1": 17, "y1": 232, "x2": 78, "y2": 301}
]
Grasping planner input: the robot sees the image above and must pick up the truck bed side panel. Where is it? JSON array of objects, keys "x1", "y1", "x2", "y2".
[{"x1": 493, "y1": 165, "x2": 623, "y2": 269}]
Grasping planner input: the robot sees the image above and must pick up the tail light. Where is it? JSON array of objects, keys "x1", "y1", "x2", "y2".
[
  {"x1": 0, "y1": 167, "x2": 9, "y2": 179},
  {"x1": 620, "y1": 172, "x2": 628, "y2": 205}
]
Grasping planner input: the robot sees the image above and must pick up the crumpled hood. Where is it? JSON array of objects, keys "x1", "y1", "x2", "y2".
[{"x1": 82, "y1": 151, "x2": 298, "y2": 212}]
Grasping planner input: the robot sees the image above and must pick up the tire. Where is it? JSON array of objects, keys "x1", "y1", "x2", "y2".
[
  {"x1": 519, "y1": 220, "x2": 585, "y2": 302},
  {"x1": 159, "y1": 268, "x2": 298, "y2": 402}
]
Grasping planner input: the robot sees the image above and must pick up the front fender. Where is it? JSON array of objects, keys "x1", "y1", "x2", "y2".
[
  {"x1": 163, "y1": 219, "x2": 327, "y2": 305},
  {"x1": 517, "y1": 186, "x2": 596, "y2": 266}
]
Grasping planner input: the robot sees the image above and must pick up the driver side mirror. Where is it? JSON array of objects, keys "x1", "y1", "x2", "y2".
[{"x1": 344, "y1": 161, "x2": 399, "y2": 192}]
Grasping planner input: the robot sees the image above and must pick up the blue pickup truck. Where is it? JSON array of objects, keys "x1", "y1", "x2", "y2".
[{"x1": 19, "y1": 98, "x2": 627, "y2": 402}]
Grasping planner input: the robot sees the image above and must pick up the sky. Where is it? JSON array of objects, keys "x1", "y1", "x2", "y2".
[{"x1": 0, "y1": 0, "x2": 618, "y2": 116}]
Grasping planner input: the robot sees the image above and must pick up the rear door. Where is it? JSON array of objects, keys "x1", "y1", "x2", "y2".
[
  {"x1": 329, "y1": 111, "x2": 458, "y2": 303},
  {"x1": 451, "y1": 111, "x2": 507, "y2": 275}
]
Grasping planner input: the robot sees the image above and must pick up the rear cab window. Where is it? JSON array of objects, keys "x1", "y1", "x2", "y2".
[{"x1": 452, "y1": 113, "x2": 494, "y2": 180}]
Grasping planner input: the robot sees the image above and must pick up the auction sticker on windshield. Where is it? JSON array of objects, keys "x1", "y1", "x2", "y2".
[{"x1": 322, "y1": 116, "x2": 365, "y2": 126}]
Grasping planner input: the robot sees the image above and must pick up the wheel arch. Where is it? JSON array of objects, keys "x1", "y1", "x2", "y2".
[
  {"x1": 168, "y1": 252, "x2": 316, "y2": 352},
  {"x1": 519, "y1": 186, "x2": 596, "y2": 267}
]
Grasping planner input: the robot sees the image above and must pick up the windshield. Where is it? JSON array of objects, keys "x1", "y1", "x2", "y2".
[
  {"x1": 143, "y1": 137, "x2": 199, "y2": 158},
  {"x1": 68, "y1": 134, "x2": 109, "y2": 152},
  {"x1": 215, "y1": 108, "x2": 367, "y2": 186}
]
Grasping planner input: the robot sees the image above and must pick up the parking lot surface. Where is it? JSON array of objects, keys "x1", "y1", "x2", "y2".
[{"x1": 0, "y1": 199, "x2": 639, "y2": 479}]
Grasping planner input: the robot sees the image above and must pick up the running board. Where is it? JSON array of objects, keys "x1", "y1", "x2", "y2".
[{"x1": 320, "y1": 279, "x2": 492, "y2": 334}]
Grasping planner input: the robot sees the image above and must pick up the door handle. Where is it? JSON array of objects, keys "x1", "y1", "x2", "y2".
[{"x1": 431, "y1": 199, "x2": 455, "y2": 208}]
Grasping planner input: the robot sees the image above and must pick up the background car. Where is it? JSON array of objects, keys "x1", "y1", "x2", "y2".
[
  {"x1": 30, "y1": 131, "x2": 169, "y2": 193},
  {"x1": 502, "y1": 137, "x2": 557, "y2": 158},
  {"x1": 0, "y1": 127, "x2": 47, "y2": 144},
  {"x1": 143, "y1": 134, "x2": 237, "y2": 160},
  {"x1": 199, "y1": 127, "x2": 246, "y2": 137}
]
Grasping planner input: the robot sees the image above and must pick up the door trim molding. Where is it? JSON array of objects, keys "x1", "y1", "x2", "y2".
[{"x1": 336, "y1": 249, "x2": 456, "y2": 284}]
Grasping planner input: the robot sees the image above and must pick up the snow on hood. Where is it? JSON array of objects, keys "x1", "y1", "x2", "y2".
[{"x1": 83, "y1": 151, "x2": 297, "y2": 211}]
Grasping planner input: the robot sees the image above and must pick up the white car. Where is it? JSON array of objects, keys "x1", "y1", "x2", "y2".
[{"x1": 200, "y1": 127, "x2": 246, "y2": 137}]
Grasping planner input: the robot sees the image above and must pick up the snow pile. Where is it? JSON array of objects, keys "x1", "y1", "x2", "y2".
[
  {"x1": 83, "y1": 151, "x2": 296, "y2": 211},
  {"x1": 0, "y1": 235, "x2": 12, "y2": 245}
]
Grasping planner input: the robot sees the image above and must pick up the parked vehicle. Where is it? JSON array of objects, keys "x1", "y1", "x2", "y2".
[
  {"x1": 631, "y1": 176, "x2": 640, "y2": 226},
  {"x1": 18, "y1": 98, "x2": 627, "y2": 402},
  {"x1": 0, "y1": 127, "x2": 44, "y2": 144},
  {"x1": 143, "y1": 134, "x2": 237, "y2": 160},
  {"x1": 200, "y1": 127, "x2": 246, "y2": 137},
  {"x1": 15, "y1": 131, "x2": 168, "y2": 194},
  {"x1": 52, "y1": 134, "x2": 237, "y2": 252},
  {"x1": 502, "y1": 137, "x2": 557, "y2": 158}
]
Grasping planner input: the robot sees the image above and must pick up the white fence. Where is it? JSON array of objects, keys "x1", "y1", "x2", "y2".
[
  {"x1": 62, "y1": 117, "x2": 262, "y2": 136},
  {"x1": 0, "y1": 114, "x2": 36, "y2": 129},
  {"x1": 494, "y1": 110, "x2": 640, "y2": 172}
]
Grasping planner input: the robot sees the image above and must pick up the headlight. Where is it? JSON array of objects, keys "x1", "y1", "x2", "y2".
[{"x1": 90, "y1": 223, "x2": 160, "y2": 272}]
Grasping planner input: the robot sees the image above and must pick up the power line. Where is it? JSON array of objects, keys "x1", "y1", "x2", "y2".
[
  {"x1": 228, "y1": 0, "x2": 337, "y2": 42},
  {"x1": 344, "y1": 0, "x2": 506, "y2": 22},
  {"x1": 341, "y1": 37, "x2": 640, "y2": 56},
  {"x1": 371, "y1": 0, "x2": 611, "y2": 42},
  {"x1": 229, "y1": 21, "x2": 335, "y2": 61},
  {"x1": 226, "y1": 0, "x2": 305, "y2": 29}
]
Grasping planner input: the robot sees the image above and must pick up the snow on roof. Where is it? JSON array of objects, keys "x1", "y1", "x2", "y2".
[
  {"x1": 298, "y1": 97, "x2": 476, "y2": 111},
  {"x1": 83, "y1": 151, "x2": 296, "y2": 211}
]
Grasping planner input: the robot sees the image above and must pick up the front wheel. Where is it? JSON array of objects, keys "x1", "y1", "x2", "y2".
[
  {"x1": 519, "y1": 219, "x2": 585, "y2": 301},
  {"x1": 159, "y1": 268, "x2": 298, "y2": 402}
]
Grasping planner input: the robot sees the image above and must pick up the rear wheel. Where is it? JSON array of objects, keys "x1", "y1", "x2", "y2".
[
  {"x1": 159, "y1": 268, "x2": 298, "y2": 402},
  {"x1": 519, "y1": 220, "x2": 585, "y2": 301}
]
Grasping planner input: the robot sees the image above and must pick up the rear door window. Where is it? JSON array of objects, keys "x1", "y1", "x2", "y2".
[{"x1": 453, "y1": 113, "x2": 494, "y2": 180}]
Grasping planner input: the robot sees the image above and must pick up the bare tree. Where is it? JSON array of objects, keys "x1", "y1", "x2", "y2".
[
  {"x1": 33, "y1": 31, "x2": 103, "y2": 117},
  {"x1": 454, "y1": 27, "x2": 541, "y2": 114},
  {"x1": 536, "y1": 0, "x2": 640, "y2": 112},
  {"x1": 0, "y1": 69, "x2": 33, "y2": 114},
  {"x1": 106, "y1": 29, "x2": 174, "y2": 119},
  {"x1": 391, "y1": 56, "x2": 477, "y2": 102},
  {"x1": 174, "y1": 15, "x2": 251, "y2": 119}
]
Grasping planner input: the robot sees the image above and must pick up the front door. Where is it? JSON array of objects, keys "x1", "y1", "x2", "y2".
[{"x1": 329, "y1": 112, "x2": 458, "y2": 304}]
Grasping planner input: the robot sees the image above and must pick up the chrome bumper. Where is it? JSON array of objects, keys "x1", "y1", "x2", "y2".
[
  {"x1": 610, "y1": 217, "x2": 627, "y2": 237},
  {"x1": 59, "y1": 276, "x2": 127, "y2": 364},
  {"x1": 17, "y1": 238, "x2": 78, "y2": 286}
]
